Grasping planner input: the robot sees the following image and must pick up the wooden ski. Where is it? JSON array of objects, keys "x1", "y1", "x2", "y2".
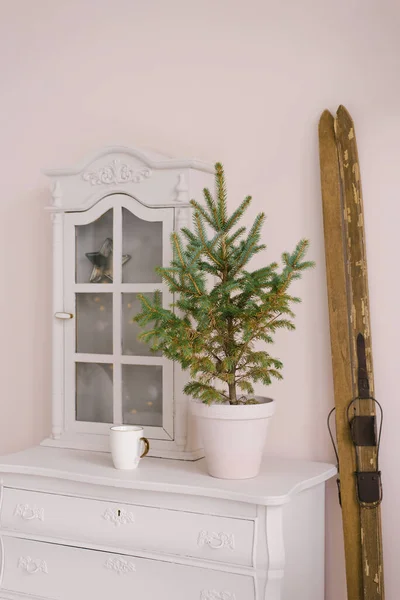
[{"x1": 319, "y1": 106, "x2": 384, "y2": 600}]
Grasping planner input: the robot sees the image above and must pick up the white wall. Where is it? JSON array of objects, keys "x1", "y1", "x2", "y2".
[{"x1": 1, "y1": 1, "x2": 399, "y2": 597}]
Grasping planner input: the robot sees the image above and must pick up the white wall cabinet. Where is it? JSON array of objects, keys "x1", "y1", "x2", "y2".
[{"x1": 43, "y1": 147, "x2": 214, "y2": 459}]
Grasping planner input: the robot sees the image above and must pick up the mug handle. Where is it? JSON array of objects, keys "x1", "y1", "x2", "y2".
[{"x1": 140, "y1": 437, "x2": 150, "y2": 458}]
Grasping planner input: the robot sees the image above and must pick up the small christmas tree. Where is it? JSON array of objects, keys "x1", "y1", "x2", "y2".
[{"x1": 134, "y1": 163, "x2": 314, "y2": 405}]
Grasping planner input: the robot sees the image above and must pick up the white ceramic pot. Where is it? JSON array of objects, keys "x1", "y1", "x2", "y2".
[{"x1": 191, "y1": 396, "x2": 275, "y2": 480}]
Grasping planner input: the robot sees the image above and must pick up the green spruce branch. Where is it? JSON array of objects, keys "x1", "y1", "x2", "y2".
[{"x1": 134, "y1": 163, "x2": 314, "y2": 405}]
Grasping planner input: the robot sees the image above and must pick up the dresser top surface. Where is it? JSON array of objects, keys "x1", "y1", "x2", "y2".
[{"x1": 0, "y1": 446, "x2": 335, "y2": 506}]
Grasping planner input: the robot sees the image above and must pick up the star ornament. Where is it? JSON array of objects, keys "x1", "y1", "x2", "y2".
[{"x1": 85, "y1": 238, "x2": 131, "y2": 283}]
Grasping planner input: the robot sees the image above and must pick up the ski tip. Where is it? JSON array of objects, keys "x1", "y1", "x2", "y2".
[
  {"x1": 319, "y1": 109, "x2": 334, "y2": 122},
  {"x1": 336, "y1": 105, "x2": 353, "y2": 124},
  {"x1": 319, "y1": 110, "x2": 335, "y2": 136}
]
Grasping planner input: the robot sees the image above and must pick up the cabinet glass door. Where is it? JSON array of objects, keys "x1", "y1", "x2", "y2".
[
  {"x1": 122, "y1": 208, "x2": 162, "y2": 283},
  {"x1": 76, "y1": 209, "x2": 114, "y2": 284},
  {"x1": 64, "y1": 194, "x2": 174, "y2": 441},
  {"x1": 76, "y1": 293, "x2": 113, "y2": 354},
  {"x1": 76, "y1": 362, "x2": 113, "y2": 423}
]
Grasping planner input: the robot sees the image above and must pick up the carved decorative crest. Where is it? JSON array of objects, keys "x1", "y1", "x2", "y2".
[
  {"x1": 14, "y1": 504, "x2": 44, "y2": 521},
  {"x1": 18, "y1": 556, "x2": 48, "y2": 574},
  {"x1": 102, "y1": 507, "x2": 135, "y2": 527},
  {"x1": 200, "y1": 591, "x2": 236, "y2": 600},
  {"x1": 198, "y1": 530, "x2": 235, "y2": 550},
  {"x1": 104, "y1": 557, "x2": 136, "y2": 575},
  {"x1": 82, "y1": 159, "x2": 152, "y2": 186}
]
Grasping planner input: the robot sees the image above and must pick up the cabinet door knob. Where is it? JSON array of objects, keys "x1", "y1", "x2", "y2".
[{"x1": 54, "y1": 312, "x2": 74, "y2": 320}]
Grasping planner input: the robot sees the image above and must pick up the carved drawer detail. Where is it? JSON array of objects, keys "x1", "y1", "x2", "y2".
[
  {"x1": 2, "y1": 537, "x2": 254, "y2": 599},
  {"x1": 104, "y1": 557, "x2": 136, "y2": 575},
  {"x1": 18, "y1": 556, "x2": 48, "y2": 574},
  {"x1": 14, "y1": 504, "x2": 44, "y2": 521},
  {"x1": 198, "y1": 531, "x2": 235, "y2": 551},
  {"x1": 102, "y1": 507, "x2": 135, "y2": 526},
  {"x1": 200, "y1": 591, "x2": 236, "y2": 600},
  {"x1": 1, "y1": 489, "x2": 253, "y2": 568}
]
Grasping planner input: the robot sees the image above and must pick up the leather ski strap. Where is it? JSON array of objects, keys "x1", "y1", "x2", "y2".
[{"x1": 348, "y1": 334, "x2": 383, "y2": 508}]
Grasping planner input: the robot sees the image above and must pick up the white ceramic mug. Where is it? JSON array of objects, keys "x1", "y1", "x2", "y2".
[{"x1": 110, "y1": 425, "x2": 150, "y2": 470}]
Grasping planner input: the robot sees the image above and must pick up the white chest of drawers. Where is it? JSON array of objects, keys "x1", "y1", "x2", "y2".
[{"x1": 0, "y1": 447, "x2": 335, "y2": 600}]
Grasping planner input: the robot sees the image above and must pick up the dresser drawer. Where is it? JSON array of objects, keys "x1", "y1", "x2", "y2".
[
  {"x1": 0, "y1": 536, "x2": 254, "y2": 600},
  {"x1": 0, "y1": 488, "x2": 254, "y2": 567}
]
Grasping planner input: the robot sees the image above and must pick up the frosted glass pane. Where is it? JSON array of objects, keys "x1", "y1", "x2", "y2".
[
  {"x1": 76, "y1": 362, "x2": 113, "y2": 423},
  {"x1": 76, "y1": 209, "x2": 113, "y2": 283},
  {"x1": 122, "y1": 365, "x2": 162, "y2": 427},
  {"x1": 122, "y1": 208, "x2": 162, "y2": 283},
  {"x1": 76, "y1": 294, "x2": 113, "y2": 354},
  {"x1": 122, "y1": 293, "x2": 162, "y2": 356}
]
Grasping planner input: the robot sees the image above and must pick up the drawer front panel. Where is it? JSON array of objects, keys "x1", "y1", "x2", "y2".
[
  {"x1": 0, "y1": 488, "x2": 254, "y2": 567},
  {"x1": 0, "y1": 536, "x2": 255, "y2": 600}
]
